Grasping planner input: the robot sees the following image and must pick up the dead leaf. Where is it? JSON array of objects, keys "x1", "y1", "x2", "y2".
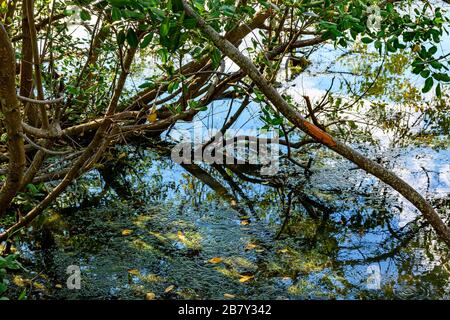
[
  {"x1": 240, "y1": 219, "x2": 250, "y2": 226},
  {"x1": 245, "y1": 243, "x2": 257, "y2": 251},
  {"x1": 239, "y1": 275, "x2": 254, "y2": 283},
  {"x1": 122, "y1": 229, "x2": 133, "y2": 236},
  {"x1": 145, "y1": 292, "x2": 156, "y2": 300},
  {"x1": 208, "y1": 257, "x2": 223, "y2": 264},
  {"x1": 55, "y1": 284, "x2": 63, "y2": 289},
  {"x1": 128, "y1": 269, "x2": 140, "y2": 276},
  {"x1": 224, "y1": 293, "x2": 236, "y2": 299},
  {"x1": 177, "y1": 231, "x2": 186, "y2": 242},
  {"x1": 147, "y1": 111, "x2": 157, "y2": 123},
  {"x1": 164, "y1": 285, "x2": 175, "y2": 293}
]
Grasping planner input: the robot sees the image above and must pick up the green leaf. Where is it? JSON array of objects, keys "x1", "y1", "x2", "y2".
[
  {"x1": 140, "y1": 33, "x2": 154, "y2": 48},
  {"x1": 117, "y1": 30, "x2": 126, "y2": 45},
  {"x1": 422, "y1": 77, "x2": 434, "y2": 93},
  {"x1": 111, "y1": 7, "x2": 122, "y2": 21},
  {"x1": 183, "y1": 17, "x2": 197, "y2": 29},
  {"x1": 361, "y1": 37, "x2": 373, "y2": 44},
  {"x1": 126, "y1": 28, "x2": 139, "y2": 48},
  {"x1": 80, "y1": 10, "x2": 91, "y2": 21},
  {"x1": 428, "y1": 45, "x2": 438, "y2": 55},
  {"x1": 18, "y1": 289, "x2": 27, "y2": 300},
  {"x1": 435, "y1": 83, "x2": 441, "y2": 97},
  {"x1": 160, "y1": 19, "x2": 170, "y2": 37},
  {"x1": 432, "y1": 73, "x2": 450, "y2": 82},
  {"x1": 211, "y1": 47, "x2": 221, "y2": 68},
  {"x1": 108, "y1": 0, "x2": 129, "y2": 7},
  {"x1": 420, "y1": 70, "x2": 430, "y2": 78},
  {"x1": 0, "y1": 282, "x2": 7, "y2": 294}
]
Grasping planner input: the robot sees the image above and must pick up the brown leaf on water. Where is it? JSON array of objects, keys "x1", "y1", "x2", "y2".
[
  {"x1": 238, "y1": 275, "x2": 254, "y2": 283},
  {"x1": 224, "y1": 293, "x2": 236, "y2": 299},
  {"x1": 208, "y1": 257, "x2": 223, "y2": 264},
  {"x1": 245, "y1": 243, "x2": 257, "y2": 251},
  {"x1": 164, "y1": 285, "x2": 175, "y2": 293},
  {"x1": 145, "y1": 292, "x2": 156, "y2": 300}
]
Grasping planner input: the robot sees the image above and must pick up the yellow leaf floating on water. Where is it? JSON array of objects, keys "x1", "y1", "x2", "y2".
[
  {"x1": 145, "y1": 292, "x2": 156, "y2": 300},
  {"x1": 245, "y1": 243, "x2": 257, "y2": 251},
  {"x1": 238, "y1": 275, "x2": 254, "y2": 283},
  {"x1": 224, "y1": 293, "x2": 236, "y2": 299},
  {"x1": 128, "y1": 269, "x2": 140, "y2": 276},
  {"x1": 208, "y1": 257, "x2": 223, "y2": 264},
  {"x1": 240, "y1": 219, "x2": 250, "y2": 226},
  {"x1": 177, "y1": 231, "x2": 186, "y2": 242},
  {"x1": 121, "y1": 229, "x2": 133, "y2": 236},
  {"x1": 164, "y1": 285, "x2": 175, "y2": 293},
  {"x1": 147, "y1": 111, "x2": 157, "y2": 123}
]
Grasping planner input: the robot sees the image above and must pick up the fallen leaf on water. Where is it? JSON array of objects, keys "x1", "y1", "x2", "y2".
[
  {"x1": 279, "y1": 248, "x2": 289, "y2": 253},
  {"x1": 55, "y1": 284, "x2": 63, "y2": 289},
  {"x1": 240, "y1": 220, "x2": 250, "y2": 225},
  {"x1": 177, "y1": 231, "x2": 186, "y2": 242},
  {"x1": 164, "y1": 285, "x2": 175, "y2": 293},
  {"x1": 208, "y1": 257, "x2": 223, "y2": 264},
  {"x1": 121, "y1": 229, "x2": 133, "y2": 236},
  {"x1": 128, "y1": 269, "x2": 140, "y2": 276},
  {"x1": 224, "y1": 293, "x2": 236, "y2": 299},
  {"x1": 145, "y1": 292, "x2": 156, "y2": 300},
  {"x1": 239, "y1": 275, "x2": 254, "y2": 283},
  {"x1": 245, "y1": 243, "x2": 257, "y2": 250}
]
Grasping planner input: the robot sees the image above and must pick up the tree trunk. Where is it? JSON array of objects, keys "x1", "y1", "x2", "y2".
[
  {"x1": 20, "y1": 0, "x2": 38, "y2": 126},
  {"x1": 0, "y1": 24, "x2": 26, "y2": 216}
]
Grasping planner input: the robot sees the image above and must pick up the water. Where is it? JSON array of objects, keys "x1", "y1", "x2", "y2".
[{"x1": 7, "y1": 133, "x2": 449, "y2": 300}]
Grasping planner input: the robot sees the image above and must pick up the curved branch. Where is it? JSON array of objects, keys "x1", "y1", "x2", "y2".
[{"x1": 17, "y1": 94, "x2": 64, "y2": 105}]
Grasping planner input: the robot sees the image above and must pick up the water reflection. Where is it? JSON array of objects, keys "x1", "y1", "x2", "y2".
[{"x1": 11, "y1": 135, "x2": 449, "y2": 299}]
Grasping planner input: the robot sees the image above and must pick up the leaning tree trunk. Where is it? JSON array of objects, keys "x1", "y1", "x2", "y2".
[
  {"x1": 0, "y1": 24, "x2": 26, "y2": 216},
  {"x1": 181, "y1": 1, "x2": 450, "y2": 247}
]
